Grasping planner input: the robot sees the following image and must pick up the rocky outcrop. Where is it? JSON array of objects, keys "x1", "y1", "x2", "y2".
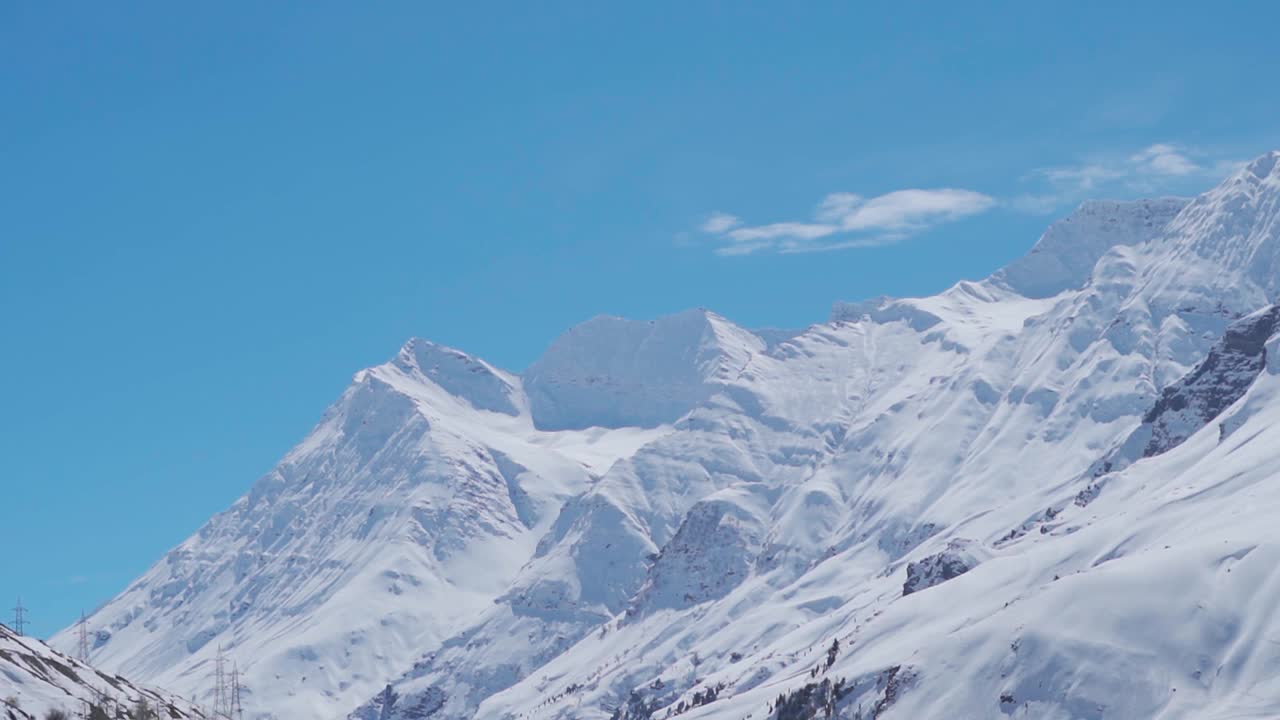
[
  {"x1": 903, "y1": 541, "x2": 981, "y2": 596},
  {"x1": 1086, "y1": 304, "x2": 1280, "y2": 481},
  {"x1": 1142, "y1": 305, "x2": 1280, "y2": 456},
  {"x1": 630, "y1": 497, "x2": 763, "y2": 613}
]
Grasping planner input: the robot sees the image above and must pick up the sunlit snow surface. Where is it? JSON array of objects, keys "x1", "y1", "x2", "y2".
[
  {"x1": 0, "y1": 625, "x2": 204, "y2": 719},
  {"x1": 38, "y1": 152, "x2": 1280, "y2": 720}
]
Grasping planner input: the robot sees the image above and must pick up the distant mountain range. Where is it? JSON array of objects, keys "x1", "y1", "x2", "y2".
[{"x1": 36, "y1": 151, "x2": 1280, "y2": 720}]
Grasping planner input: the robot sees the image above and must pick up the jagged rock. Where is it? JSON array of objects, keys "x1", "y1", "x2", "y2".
[
  {"x1": 1143, "y1": 305, "x2": 1280, "y2": 456},
  {"x1": 903, "y1": 542, "x2": 981, "y2": 596}
]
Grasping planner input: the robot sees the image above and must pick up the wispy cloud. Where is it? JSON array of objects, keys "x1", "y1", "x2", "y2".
[
  {"x1": 700, "y1": 188, "x2": 995, "y2": 255},
  {"x1": 1131, "y1": 143, "x2": 1199, "y2": 176},
  {"x1": 694, "y1": 141, "x2": 1253, "y2": 255},
  {"x1": 1014, "y1": 142, "x2": 1245, "y2": 214},
  {"x1": 700, "y1": 212, "x2": 741, "y2": 234}
]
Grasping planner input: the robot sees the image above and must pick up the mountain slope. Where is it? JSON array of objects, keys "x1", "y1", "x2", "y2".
[
  {"x1": 0, "y1": 624, "x2": 203, "y2": 720},
  {"x1": 58, "y1": 151, "x2": 1280, "y2": 720},
  {"x1": 50, "y1": 338, "x2": 674, "y2": 718}
]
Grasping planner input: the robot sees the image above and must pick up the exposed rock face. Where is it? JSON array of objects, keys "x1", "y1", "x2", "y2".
[
  {"x1": 1083, "y1": 303, "x2": 1280, "y2": 481},
  {"x1": 902, "y1": 542, "x2": 981, "y2": 596},
  {"x1": 1143, "y1": 305, "x2": 1280, "y2": 456},
  {"x1": 630, "y1": 496, "x2": 764, "y2": 613}
]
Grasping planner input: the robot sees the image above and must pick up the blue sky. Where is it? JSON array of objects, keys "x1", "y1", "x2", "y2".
[{"x1": 2, "y1": 2, "x2": 1278, "y2": 637}]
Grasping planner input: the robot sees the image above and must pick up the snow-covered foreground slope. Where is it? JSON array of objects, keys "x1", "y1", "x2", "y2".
[
  {"x1": 0, "y1": 624, "x2": 204, "y2": 719},
  {"x1": 56, "y1": 152, "x2": 1280, "y2": 720}
]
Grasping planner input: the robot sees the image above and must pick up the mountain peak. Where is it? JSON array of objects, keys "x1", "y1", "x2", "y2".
[
  {"x1": 991, "y1": 197, "x2": 1189, "y2": 298},
  {"x1": 569, "y1": 307, "x2": 726, "y2": 332},
  {"x1": 1144, "y1": 149, "x2": 1280, "y2": 305},
  {"x1": 388, "y1": 337, "x2": 520, "y2": 415},
  {"x1": 523, "y1": 309, "x2": 763, "y2": 430},
  {"x1": 1244, "y1": 150, "x2": 1280, "y2": 180}
]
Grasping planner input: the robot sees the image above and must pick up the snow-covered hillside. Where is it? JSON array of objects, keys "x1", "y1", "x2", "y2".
[
  {"x1": 48, "y1": 336, "x2": 670, "y2": 718},
  {"x1": 0, "y1": 624, "x2": 203, "y2": 719},
  {"x1": 53, "y1": 151, "x2": 1280, "y2": 720}
]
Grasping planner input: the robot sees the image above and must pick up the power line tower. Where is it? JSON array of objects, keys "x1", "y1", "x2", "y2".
[
  {"x1": 78, "y1": 610, "x2": 90, "y2": 662},
  {"x1": 11, "y1": 597, "x2": 27, "y2": 636},
  {"x1": 213, "y1": 646, "x2": 228, "y2": 718},
  {"x1": 230, "y1": 662, "x2": 244, "y2": 720}
]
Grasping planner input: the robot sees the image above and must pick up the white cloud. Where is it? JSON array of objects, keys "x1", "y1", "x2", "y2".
[
  {"x1": 694, "y1": 141, "x2": 1250, "y2": 255},
  {"x1": 1016, "y1": 142, "x2": 1241, "y2": 214},
  {"x1": 836, "y1": 189, "x2": 995, "y2": 232},
  {"x1": 816, "y1": 192, "x2": 863, "y2": 222},
  {"x1": 701, "y1": 188, "x2": 994, "y2": 256},
  {"x1": 700, "y1": 212, "x2": 742, "y2": 234},
  {"x1": 727, "y1": 221, "x2": 835, "y2": 243},
  {"x1": 1039, "y1": 163, "x2": 1124, "y2": 191},
  {"x1": 1130, "y1": 143, "x2": 1199, "y2": 176}
]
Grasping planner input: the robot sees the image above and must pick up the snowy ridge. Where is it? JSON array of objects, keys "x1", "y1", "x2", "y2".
[
  {"x1": 990, "y1": 197, "x2": 1190, "y2": 299},
  {"x1": 54, "y1": 152, "x2": 1280, "y2": 720},
  {"x1": 524, "y1": 309, "x2": 765, "y2": 431},
  {"x1": 0, "y1": 624, "x2": 203, "y2": 719}
]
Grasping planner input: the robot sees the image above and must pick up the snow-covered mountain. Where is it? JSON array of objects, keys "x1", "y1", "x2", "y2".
[
  {"x1": 47, "y1": 336, "x2": 669, "y2": 718},
  {"x1": 53, "y1": 152, "x2": 1280, "y2": 720},
  {"x1": 0, "y1": 624, "x2": 204, "y2": 719}
]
